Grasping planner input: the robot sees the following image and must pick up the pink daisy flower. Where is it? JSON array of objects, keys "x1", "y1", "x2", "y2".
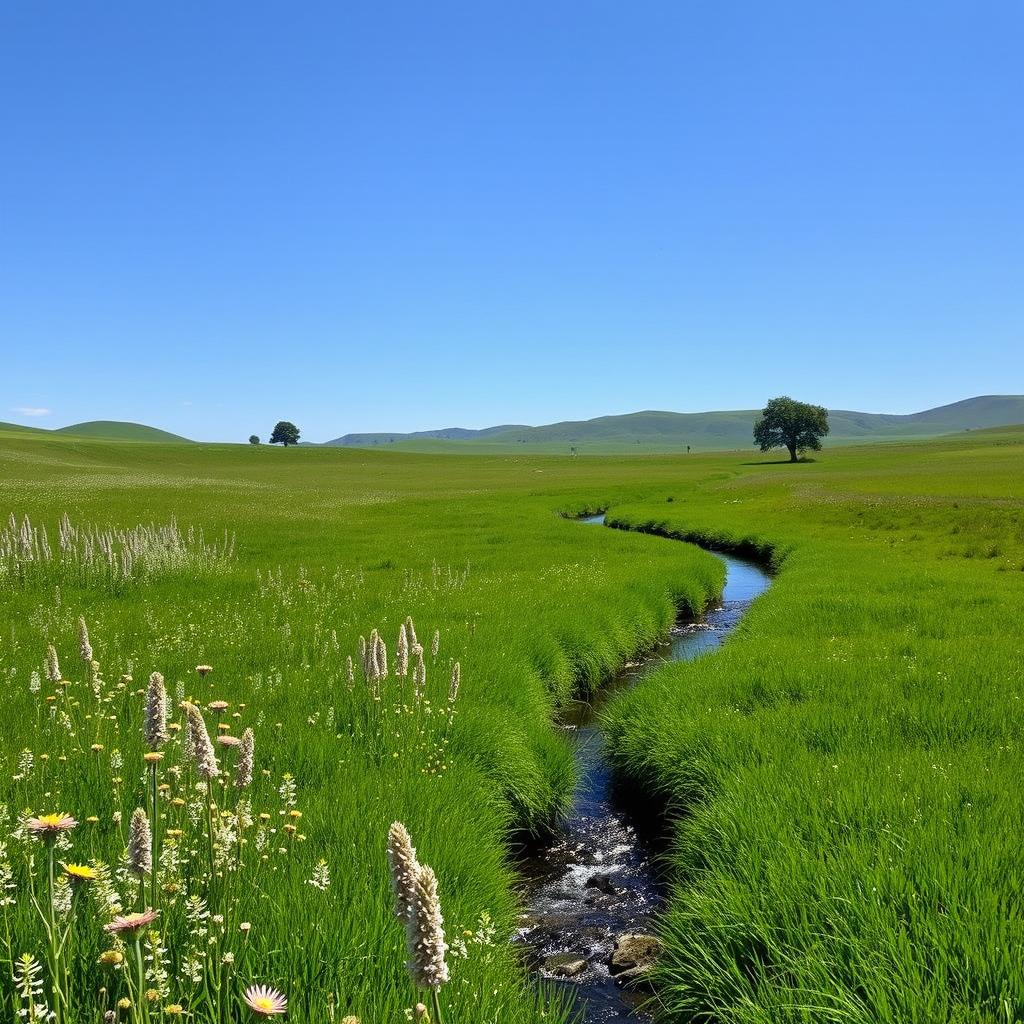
[
  {"x1": 243, "y1": 985, "x2": 287, "y2": 1016},
  {"x1": 104, "y1": 909, "x2": 160, "y2": 935}
]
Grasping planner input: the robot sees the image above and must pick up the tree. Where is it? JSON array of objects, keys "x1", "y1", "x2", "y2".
[
  {"x1": 753, "y1": 396, "x2": 829, "y2": 462},
  {"x1": 249, "y1": 435, "x2": 260, "y2": 445},
  {"x1": 269, "y1": 421, "x2": 300, "y2": 447}
]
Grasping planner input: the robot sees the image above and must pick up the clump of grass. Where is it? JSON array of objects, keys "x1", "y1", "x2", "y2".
[{"x1": 0, "y1": 513, "x2": 235, "y2": 591}]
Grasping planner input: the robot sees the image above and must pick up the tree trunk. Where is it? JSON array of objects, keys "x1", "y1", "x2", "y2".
[{"x1": 788, "y1": 444, "x2": 798, "y2": 462}]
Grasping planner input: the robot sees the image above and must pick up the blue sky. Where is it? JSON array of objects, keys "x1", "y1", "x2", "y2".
[{"x1": 2, "y1": 2, "x2": 1021, "y2": 442}]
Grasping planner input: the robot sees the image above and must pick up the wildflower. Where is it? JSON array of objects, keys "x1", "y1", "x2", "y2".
[
  {"x1": 375, "y1": 631, "x2": 388, "y2": 679},
  {"x1": 236, "y1": 728, "x2": 255, "y2": 789},
  {"x1": 217, "y1": 735, "x2": 241, "y2": 747},
  {"x1": 146, "y1": 989, "x2": 160, "y2": 1002},
  {"x1": 105, "y1": 908, "x2": 159, "y2": 935},
  {"x1": 45, "y1": 644, "x2": 61, "y2": 683},
  {"x1": 240, "y1": 921, "x2": 252, "y2": 933},
  {"x1": 62, "y1": 862, "x2": 99, "y2": 885},
  {"x1": 182, "y1": 702, "x2": 219, "y2": 779},
  {"x1": 144, "y1": 752, "x2": 164, "y2": 763},
  {"x1": 396, "y1": 624, "x2": 409, "y2": 678},
  {"x1": 243, "y1": 984, "x2": 287, "y2": 1016},
  {"x1": 126, "y1": 808, "x2": 152, "y2": 876},
  {"x1": 98, "y1": 949, "x2": 125, "y2": 967},
  {"x1": 387, "y1": 821, "x2": 419, "y2": 923},
  {"x1": 449, "y1": 662, "x2": 460, "y2": 703},
  {"x1": 117, "y1": 998, "x2": 133, "y2": 1010},
  {"x1": 209, "y1": 700, "x2": 229, "y2": 711},
  {"x1": 78, "y1": 616, "x2": 93, "y2": 662},
  {"x1": 27, "y1": 813, "x2": 77, "y2": 840},
  {"x1": 416, "y1": 1005, "x2": 429, "y2": 1022},
  {"x1": 196, "y1": 665, "x2": 213, "y2": 677},
  {"x1": 91, "y1": 743, "x2": 104, "y2": 752},
  {"x1": 405, "y1": 616, "x2": 418, "y2": 648},
  {"x1": 413, "y1": 647, "x2": 426, "y2": 701},
  {"x1": 406, "y1": 863, "x2": 449, "y2": 989},
  {"x1": 343, "y1": 1018, "x2": 362, "y2": 1024},
  {"x1": 145, "y1": 672, "x2": 169, "y2": 749},
  {"x1": 307, "y1": 858, "x2": 330, "y2": 891},
  {"x1": 346, "y1": 655, "x2": 354, "y2": 689},
  {"x1": 166, "y1": 1004, "x2": 184, "y2": 1015},
  {"x1": 431, "y1": 630, "x2": 440, "y2": 660}
]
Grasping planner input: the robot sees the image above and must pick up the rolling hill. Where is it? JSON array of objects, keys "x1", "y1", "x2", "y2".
[
  {"x1": 321, "y1": 395, "x2": 1024, "y2": 453},
  {"x1": 0, "y1": 420, "x2": 192, "y2": 443}
]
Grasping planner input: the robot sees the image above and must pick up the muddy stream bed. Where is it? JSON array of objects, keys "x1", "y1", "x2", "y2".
[{"x1": 515, "y1": 515, "x2": 772, "y2": 1022}]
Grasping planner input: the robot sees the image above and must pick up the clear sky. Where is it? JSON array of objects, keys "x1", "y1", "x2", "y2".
[{"x1": 2, "y1": 2, "x2": 1021, "y2": 442}]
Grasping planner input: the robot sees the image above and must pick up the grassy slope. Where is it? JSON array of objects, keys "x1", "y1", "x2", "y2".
[
  {"x1": 0, "y1": 435, "x2": 723, "y2": 1023},
  {"x1": 601, "y1": 425, "x2": 1024, "y2": 1023}
]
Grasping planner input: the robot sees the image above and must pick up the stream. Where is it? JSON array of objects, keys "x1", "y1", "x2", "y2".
[{"x1": 516, "y1": 514, "x2": 772, "y2": 1022}]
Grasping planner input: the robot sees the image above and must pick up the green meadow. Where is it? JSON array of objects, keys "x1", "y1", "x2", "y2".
[{"x1": 1, "y1": 425, "x2": 1022, "y2": 1022}]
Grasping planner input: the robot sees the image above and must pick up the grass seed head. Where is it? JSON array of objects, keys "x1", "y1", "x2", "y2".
[
  {"x1": 386, "y1": 821, "x2": 419, "y2": 924},
  {"x1": 182, "y1": 702, "x2": 220, "y2": 780},
  {"x1": 406, "y1": 862, "x2": 449, "y2": 990},
  {"x1": 77, "y1": 615, "x2": 93, "y2": 663},
  {"x1": 235, "y1": 728, "x2": 255, "y2": 789},
  {"x1": 396, "y1": 624, "x2": 409, "y2": 678},
  {"x1": 45, "y1": 643, "x2": 61, "y2": 683},
  {"x1": 145, "y1": 672, "x2": 169, "y2": 749},
  {"x1": 126, "y1": 807, "x2": 152, "y2": 876}
]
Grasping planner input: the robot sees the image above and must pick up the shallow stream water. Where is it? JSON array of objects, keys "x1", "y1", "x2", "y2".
[{"x1": 516, "y1": 515, "x2": 772, "y2": 1022}]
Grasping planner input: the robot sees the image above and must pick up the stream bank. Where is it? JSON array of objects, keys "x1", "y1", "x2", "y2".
[{"x1": 516, "y1": 515, "x2": 772, "y2": 1023}]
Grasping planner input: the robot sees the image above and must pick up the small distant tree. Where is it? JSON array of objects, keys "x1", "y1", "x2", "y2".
[
  {"x1": 753, "y1": 396, "x2": 829, "y2": 462},
  {"x1": 269, "y1": 421, "x2": 300, "y2": 447},
  {"x1": 249, "y1": 435, "x2": 260, "y2": 445}
]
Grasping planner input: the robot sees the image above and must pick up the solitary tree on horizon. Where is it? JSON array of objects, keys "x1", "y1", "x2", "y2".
[
  {"x1": 249, "y1": 434, "x2": 260, "y2": 445},
  {"x1": 270, "y1": 421, "x2": 301, "y2": 447},
  {"x1": 753, "y1": 397, "x2": 829, "y2": 462}
]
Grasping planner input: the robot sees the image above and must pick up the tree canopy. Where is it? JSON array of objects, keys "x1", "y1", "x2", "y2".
[
  {"x1": 249, "y1": 435, "x2": 260, "y2": 445},
  {"x1": 269, "y1": 421, "x2": 300, "y2": 447},
  {"x1": 753, "y1": 397, "x2": 829, "y2": 462}
]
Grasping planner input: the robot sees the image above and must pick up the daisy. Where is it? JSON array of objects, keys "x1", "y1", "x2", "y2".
[
  {"x1": 27, "y1": 813, "x2": 77, "y2": 839},
  {"x1": 243, "y1": 985, "x2": 287, "y2": 1016},
  {"x1": 104, "y1": 909, "x2": 159, "y2": 936}
]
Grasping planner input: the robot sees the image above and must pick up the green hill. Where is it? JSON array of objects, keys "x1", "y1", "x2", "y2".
[
  {"x1": 321, "y1": 395, "x2": 1024, "y2": 453},
  {"x1": 0, "y1": 420, "x2": 192, "y2": 443},
  {"x1": 0, "y1": 421, "x2": 52, "y2": 437},
  {"x1": 52, "y1": 421, "x2": 192, "y2": 443}
]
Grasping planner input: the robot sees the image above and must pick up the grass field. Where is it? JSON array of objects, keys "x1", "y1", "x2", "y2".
[
  {"x1": 602, "y1": 426, "x2": 1024, "y2": 1023},
  {"x1": 0, "y1": 431, "x2": 722, "y2": 1023},
  {"x1": 1, "y1": 426, "x2": 1022, "y2": 1022}
]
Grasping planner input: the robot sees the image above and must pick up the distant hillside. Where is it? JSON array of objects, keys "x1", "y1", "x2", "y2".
[
  {"x1": 0, "y1": 420, "x2": 52, "y2": 436},
  {"x1": 53, "y1": 421, "x2": 192, "y2": 442},
  {"x1": 0, "y1": 420, "x2": 192, "y2": 443},
  {"x1": 320, "y1": 395, "x2": 1024, "y2": 453},
  {"x1": 325, "y1": 424, "x2": 529, "y2": 446}
]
